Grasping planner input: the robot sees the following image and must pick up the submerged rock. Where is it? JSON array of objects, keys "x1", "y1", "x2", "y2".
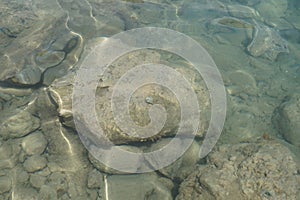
[
  {"x1": 12, "y1": 66, "x2": 42, "y2": 85},
  {"x1": 247, "y1": 25, "x2": 289, "y2": 61},
  {"x1": 47, "y1": 172, "x2": 69, "y2": 195},
  {"x1": 0, "y1": 1, "x2": 38, "y2": 34},
  {"x1": 38, "y1": 185, "x2": 57, "y2": 200},
  {"x1": 0, "y1": 140, "x2": 21, "y2": 170},
  {"x1": 96, "y1": 80, "x2": 181, "y2": 144},
  {"x1": 226, "y1": 4, "x2": 260, "y2": 19},
  {"x1": 10, "y1": 185, "x2": 39, "y2": 200},
  {"x1": 208, "y1": 16, "x2": 254, "y2": 46},
  {"x1": 51, "y1": 48, "x2": 210, "y2": 145},
  {"x1": 273, "y1": 92, "x2": 300, "y2": 147},
  {"x1": 21, "y1": 131, "x2": 48, "y2": 155},
  {"x1": 149, "y1": 138, "x2": 201, "y2": 181},
  {"x1": 255, "y1": 0, "x2": 288, "y2": 20},
  {"x1": 227, "y1": 70, "x2": 258, "y2": 96},
  {"x1": 15, "y1": 167, "x2": 29, "y2": 184},
  {"x1": 87, "y1": 169, "x2": 103, "y2": 189},
  {"x1": 29, "y1": 174, "x2": 46, "y2": 189},
  {"x1": 41, "y1": 34, "x2": 83, "y2": 86},
  {"x1": 23, "y1": 155, "x2": 47, "y2": 173},
  {"x1": 38, "y1": 118, "x2": 92, "y2": 198},
  {"x1": 43, "y1": 120, "x2": 88, "y2": 173},
  {"x1": 48, "y1": 72, "x2": 75, "y2": 129},
  {"x1": 48, "y1": 37, "x2": 107, "y2": 129},
  {"x1": 0, "y1": 176, "x2": 11, "y2": 194},
  {"x1": 176, "y1": 140, "x2": 300, "y2": 200},
  {"x1": 0, "y1": 110, "x2": 40, "y2": 139},
  {"x1": 0, "y1": 11, "x2": 82, "y2": 86},
  {"x1": 31, "y1": 87, "x2": 92, "y2": 199},
  {"x1": 88, "y1": 144, "x2": 143, "y2": 174},
  {"x1": 103, "y1": 173, "x2": 173, "y2": 200}
]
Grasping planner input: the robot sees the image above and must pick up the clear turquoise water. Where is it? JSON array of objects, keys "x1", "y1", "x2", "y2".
[{"x1": 0, "y1": 0, "x2": 299, "y2": 199}]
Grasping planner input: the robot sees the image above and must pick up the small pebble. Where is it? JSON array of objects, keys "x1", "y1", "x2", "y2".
[
  {"x1": 30, "y1": 174, "x2": 46, "y2": 189},
  {"x1": 145, "y1": 96, "x2": 153, "y2": 104},
  {"x1": 24, "y1": 155, "x2": 47, "y2": 173},
  {"x1": 22, "y1": 131, "x2": 48, "y2": 155}
]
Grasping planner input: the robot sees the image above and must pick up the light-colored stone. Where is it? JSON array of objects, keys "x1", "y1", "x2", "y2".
[
  {"x1": 51, "y1": 47, "x2": 210, "y2": 146},
  {"x1": 22, "y1": 131, "x2": 48, "y2": 155},
  {"x1": 97, "y1": 49, "x2": 209, "y2": 144},
  {"x1": 24, "y1": 155, "x2": 47, "y2": 173}
]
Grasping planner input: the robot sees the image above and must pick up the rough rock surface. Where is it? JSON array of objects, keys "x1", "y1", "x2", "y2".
[
  {"x1": 273, "y1": 92, "x2": 300, "y2": 147},
  {"x1": 0, "y1": 109, "x2": 40, "y2": 139},
  {"x1": 176, "y1": 140, "x2": 300, "y2": 200},
  {"x1": 247, "y1": 24, "x2": 288, "y2": 61},
  {"x1": 50, "y1": 49, "x2": 210, "y2": 145},
  {"x1": 0, "y1": 0, "x2": 83, "y2": 86}
]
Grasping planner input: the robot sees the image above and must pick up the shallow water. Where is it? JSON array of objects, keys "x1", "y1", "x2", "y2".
[{"x1": 0, "y1": 0, "x2": 300, "y2": 199}]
